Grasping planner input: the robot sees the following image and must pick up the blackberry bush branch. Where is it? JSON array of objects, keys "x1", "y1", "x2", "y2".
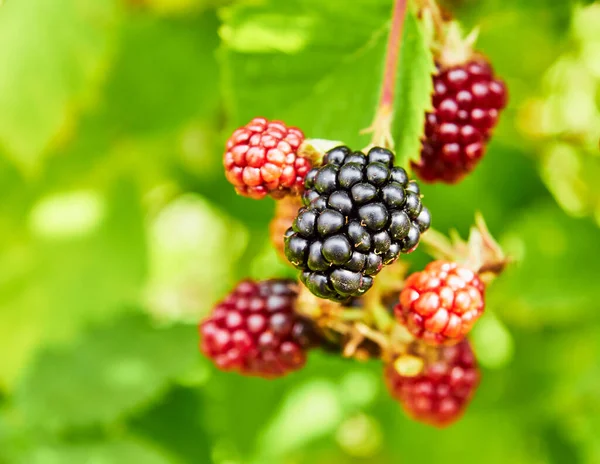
[{"x1": 363, "y1": 0, "x2": 408, "y2": 149}]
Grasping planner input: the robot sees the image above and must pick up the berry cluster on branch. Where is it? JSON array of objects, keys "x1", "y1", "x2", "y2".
[{"x1": 199, "y1": 0, "x2": 509, "y2": 428}]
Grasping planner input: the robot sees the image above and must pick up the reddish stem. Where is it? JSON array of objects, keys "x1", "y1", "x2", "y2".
[
  {"x1": 364, "y1": 0, "x2": 408, "y2": 148},
  {"x1": 379, "y1": 0, "x2": 408, "y2": 111}
]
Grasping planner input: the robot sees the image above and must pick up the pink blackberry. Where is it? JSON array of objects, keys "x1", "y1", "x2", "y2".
[
  {"x1": 412, "y1": 59, "x2": 508, "y2": 183},
  {"x1": 223, "y1": 117, "x2": 310, "y2": 199},
  {"x1": 384, "y1": 339, "x2": 480, "y2": 427},
  {"x1": 199, "y1": 279, "x2": 319, "y2": 378},
  {"x1": 395, "y1": 261, "x2": 485, "y2": 346}
]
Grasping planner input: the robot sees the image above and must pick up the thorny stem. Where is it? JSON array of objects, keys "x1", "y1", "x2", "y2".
[{"x1": 363, "y1": 0, "x2": 408, "y2": 149}]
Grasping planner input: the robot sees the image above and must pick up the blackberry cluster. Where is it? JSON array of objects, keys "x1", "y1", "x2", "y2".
[
  {"x1": 284, "y1": 146, "x2": 431, "y2": 302},
  {"x1": 412, "y1": 59, "x2": 508, "y2": 183},
  {"x1": 396, "y1": 260, "x2": 485, "y2": 345},
  {"x1": 200, "y1": 279, "x2": 320, "y2": 378},
  {"x1": 384, "y1": 339, "x2": 480, "y2": 427}
]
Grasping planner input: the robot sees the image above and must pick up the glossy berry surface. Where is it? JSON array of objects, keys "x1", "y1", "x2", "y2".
[
  {"x1": 395, "y1": 261, "x2": 485, "y2": 345},
  {"x1": 285, "y1": 146, "x2": 431, "y2": 302},
  {"x1": 384, "y1": 339, "x2": 480, "y2": 427},
  {"x1": 199, "y1": 279, "x2": 319, "y2": 378},
  {"x1": 224, "y1": 117, "x2": 310, "y2": 199},
  {"x1": 412, "y1": 59, "x2": 508, "y2": 183}
]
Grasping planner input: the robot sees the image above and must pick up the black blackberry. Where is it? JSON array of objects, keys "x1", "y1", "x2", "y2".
[{"x1": 284, "y1": 146, "x2": 431, "y2": 302}]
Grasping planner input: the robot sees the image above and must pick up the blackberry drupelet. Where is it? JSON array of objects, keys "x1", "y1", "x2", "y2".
[
  {"x1": 384, "y1": 339, "x2": 480, "y2": 427},
  {"x1": 284, "y1": 146, "x2": 431, "y2": 302},
  {"x1": 412, "y1": 59, "x2": 508, "y2": 183},
  {"x1": 199, "y1": 279, "x2": 320, "y2": 378}
]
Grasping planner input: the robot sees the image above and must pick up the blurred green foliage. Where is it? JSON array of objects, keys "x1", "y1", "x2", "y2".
[{"x1": 0, "y1": 0, "x2": 599, "y2": 463}]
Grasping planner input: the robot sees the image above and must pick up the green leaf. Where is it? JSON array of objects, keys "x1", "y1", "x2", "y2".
[
  {"x1": 102, "y1": 12, "x2": 220, "y2": 136},
  {"x1": 14, "y1": 312, "x2": 198, "y2": 430},
  {"x1": 489, "y1": 203, "x2": 600, "y2": 327},
  {"x1": 144, "y1": 0, "x2": 229, "y2": 17},
  {"x1": 14, "y1": 439, "x2": 179, "y2": 464},
  {"x1": 0, "y1": 179, "x2": 148, "y2": 390},
  {"x1": 144, "y1": 194, "x2": 248, "y2": 322},
  {"x1": 222, "y1": 2, "x2": 433, "y2": 157},
  {"x1": 221, "y1": 0, "x2": 391, "y2": 148},
  {"x1": 130, "y1": 386, "x2": 212, "y2": 464},
  {"x1": 391, "y1": 8, "x2": 435, "y2": 167},
  {"x1": 540, "y1": 143, "x2": 600, "y2": 223},
  {"x1": 0, "y1": 0, "x2": 120, "y2": 171},
  {"x1": 380, "y1": 409, "x2": 548, "y2": 464}
]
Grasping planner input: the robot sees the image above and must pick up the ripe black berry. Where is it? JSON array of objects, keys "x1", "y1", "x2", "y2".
[{"x1": 285, "y1": 146, "x2": 431, "y2": 302}]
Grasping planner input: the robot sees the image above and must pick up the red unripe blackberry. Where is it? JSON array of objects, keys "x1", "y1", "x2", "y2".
[
  {"x1": 199, "y1": 279, "x2": 319, "y2": 378},
  {"x1": 412, "y1": 59, "x2": 508, "y2": 183},
  {"x1": 395, "y1": 261, "x2": 485, "y2": 345},
  {"x1": 384, "y1": 339, "x2": 480, "y2": 427},
  {"x1": 223, "y1": 117, "x2": 310, "y2": 199}
]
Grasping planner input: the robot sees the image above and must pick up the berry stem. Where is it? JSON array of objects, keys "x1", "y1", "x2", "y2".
[
  {"x1": 363, "y1": 0, "x2": 408, "y2": 149},
  {"x1": 338, "y1": 309, "x2": 368, "y2": 321},
  {"x1": 362, "y1": 276, "x2": 394, "y2": 332},
  {"x1": 354, "y1": 322, "x2": 392, "y2": 355},
  {"x1": 380, "y1": 0, "x2": 407, "y2": 114},
  {"x1": 418, "y1": 0, "x2": 445, "y2": 43}
]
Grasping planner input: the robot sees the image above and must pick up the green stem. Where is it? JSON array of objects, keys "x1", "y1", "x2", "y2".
[
  {"x1": 339, "y1": 309, "x2": 368, "y2": 321},
  {"x1": 371, "y1": 301, "x2": 394, "y2": 332}
]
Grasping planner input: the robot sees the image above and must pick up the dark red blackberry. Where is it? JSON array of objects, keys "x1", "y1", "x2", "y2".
[
  {"x1": 284, "y1": 146, "x2": 431, "y2": 302},
  {"x1": 396, "y1": 261, "x2": 485, "y2": 345},
  {"x1": 223, "y1": 117, "x2": 310, "y2": 199},
  {"x1": 412, "y1": 59, "x2": 508, "y2": 183},
  {"x1": 384, "y1": 339, "x2": 480, "y2": 427},
  {"x1": 199, "y1": 279, "x2": 319, "y2": 378}
]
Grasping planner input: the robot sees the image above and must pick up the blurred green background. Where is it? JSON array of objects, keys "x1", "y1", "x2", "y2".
[{"x1": 1, "y1": 0, "x2": 600, "y2": 462}]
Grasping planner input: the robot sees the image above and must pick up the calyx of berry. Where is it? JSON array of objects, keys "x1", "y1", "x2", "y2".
[
  {"x1": 436, "y1": 22, "x2": 479, "y2": 69},
  {"x1": 421, "y1": 214, "x2": 508, "y2": 282},
  {"x1": 297, "y1": 138, "x2": 345, "y2": 167}
]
